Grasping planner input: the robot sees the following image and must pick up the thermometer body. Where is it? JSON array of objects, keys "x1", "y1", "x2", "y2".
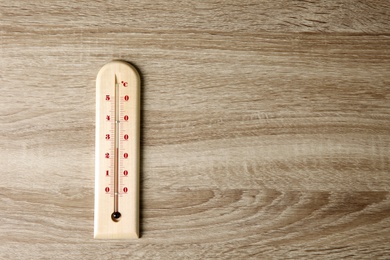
[{"x1": 94, "y1": 61, "x2": 140, "y2": 239}]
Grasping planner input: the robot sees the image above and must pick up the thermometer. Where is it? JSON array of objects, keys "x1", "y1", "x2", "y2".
[{"x1": 94, "y1": 61, "x2": 140, "y2": 239}]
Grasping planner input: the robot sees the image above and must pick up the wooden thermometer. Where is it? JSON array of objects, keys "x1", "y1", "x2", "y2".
[{"x1": 94, "y1": 61, "x2": 140, "y2": 239}]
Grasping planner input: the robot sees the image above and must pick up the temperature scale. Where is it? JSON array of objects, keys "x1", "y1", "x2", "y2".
[{"x1": 94, "y1": 61, "x2": 140, "y2": 239}]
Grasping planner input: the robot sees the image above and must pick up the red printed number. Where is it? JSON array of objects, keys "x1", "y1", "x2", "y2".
[
  {"x1": 124, "y1": 115, "x2": 129, "y2": 121},
  {"x1": 105, "y1": 134, "x2": 110, "y2": 140},
  {"x1": 123, "y1": 187, "x2": 128, "y2": 193},
  {"x1": 106, "y1": 115, "x2": 110, "y2": 121},
  {"x1": 105, "y1": 95, "x2": 110, "y2": 101},
  {"x1": 105, "y1": 153, "x2": 110, "y2": 158},
  {"x1": 123, "y1": 170, "x2": 128, "y2": 176},
  {"x1": 106, "y1": 170, "x2": 109, "y2": 176},
  {"x1": 124, "y1": 134, "x2": 128, "y2": 140},
  {"x1": 124, "y1": 95, "x2": 129, "y2": 101},
  {"x1": 105, "y1": 187, "x2": 110, "y2": 192},
  {"x1": 123, "y1": 153, "x2": 128, "y2": 158}
]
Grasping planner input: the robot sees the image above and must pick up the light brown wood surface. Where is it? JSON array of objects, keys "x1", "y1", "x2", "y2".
[{"x1": 1, "y1": 1, "x2": 390, "y2": 259}]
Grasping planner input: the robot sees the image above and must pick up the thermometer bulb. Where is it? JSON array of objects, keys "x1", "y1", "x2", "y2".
[{"x1": 111, "y1": 211, "x2": 121, "y2": 222}]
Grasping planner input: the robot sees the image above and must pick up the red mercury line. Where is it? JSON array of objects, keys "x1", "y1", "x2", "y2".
[{"x1": 112, "y1": 74, "x2": 121, "y2": 222}]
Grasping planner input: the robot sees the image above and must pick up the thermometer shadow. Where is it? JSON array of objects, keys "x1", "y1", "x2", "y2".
[
  {"x1": 138, "y1": 64, "x2": 145, "y2": 239},
  {"x1": 138, "y1": 64, "x2": 145, "y2": 240}
]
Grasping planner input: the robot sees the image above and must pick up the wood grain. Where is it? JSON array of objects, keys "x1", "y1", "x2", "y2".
[{"x1": 1, "y1": 0, "x2": 390, "y2": 259}]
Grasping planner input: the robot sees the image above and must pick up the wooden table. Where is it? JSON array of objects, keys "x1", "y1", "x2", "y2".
[{"x1": 1, "y1": 1, "x2": 389, "y2": 258}]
